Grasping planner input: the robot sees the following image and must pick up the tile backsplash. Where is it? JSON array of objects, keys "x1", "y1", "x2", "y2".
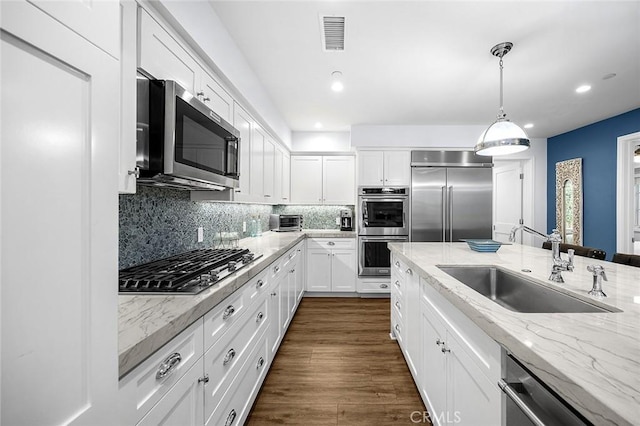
[{"x1": 119, "y1": 186, "x2": 354, "y2": 269}]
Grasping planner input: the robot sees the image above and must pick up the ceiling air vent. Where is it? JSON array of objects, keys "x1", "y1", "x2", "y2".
[{"x1": 320, "y1": 15, "x2": 345, "y2": 51}]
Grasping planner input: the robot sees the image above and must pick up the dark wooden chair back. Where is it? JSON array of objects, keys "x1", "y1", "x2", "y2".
[
  {"x1": 541, "y1": 242, "x2": 606, "y2": 260},
  {"x1": 612, "y1": 253, "x2": 640, "y2": 267}
]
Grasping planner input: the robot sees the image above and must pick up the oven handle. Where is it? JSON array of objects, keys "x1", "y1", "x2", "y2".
[
  {"x1": 498, "y1": 379, "x2": 546, "y2": 426},
  {"x1": 359, "y1": 236, "x2": 410, "y2": 241}
]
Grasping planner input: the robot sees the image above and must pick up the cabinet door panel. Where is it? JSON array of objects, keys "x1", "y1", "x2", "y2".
[
  {"x1": 447, "y1": 333, "x2": 501, "y2": 426},
  {"x1": 119, "y1": 0, "x2": 138, "y2": 194},
  {"x1": 420, "y1": 306, "x2": 447, "y2": 426},
  {"x1": 269, "y1": 277, "x2": 284, "y2": 357},
  {"x1": 290, "y1": 156, "x2": 323, "y2": 204},
  {"x1": 1, "y1": 4, "x2": 119, "y2": 424},
  {"x1": 306, "y1": 249, "x2": 332, "y2": 291},
  {"x1": 323, "y1": 156, "x2": 355, "y2": 204},
  {"x1": 199, "y1": 69, "x2": 232, "y2": 122},
  {"x1": 138, "y1": 8, "x2": 198, "y2": 93},
  {"x1": 331, "y1": 250, "x2": 356, "y2": 292},
  {"x1": 282, "y1": 153, "x2": 291, "y2": 202},
  {"x1": 274, "y1": 148, "x2": 284, "y2": 202},
  {"x1": 233, "y1": 103, "x2": 253, "y2": 200},
  {"x1": 384, "y1": 151, "x2": 411, "y2": 186},
  {"x1": 358, "y1": 151, "x2": 384, "y2": 185},
  {"x1": 250, "y1": 126, "x2": 266, "y2": 199},
  {"x1": 263, "y1": 138, "x2": 275, "y2": 200}
]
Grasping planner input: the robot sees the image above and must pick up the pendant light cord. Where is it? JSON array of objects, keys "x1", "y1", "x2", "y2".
[{"x1": 498, "y1": 58, "x2": 505, "y2": 119}]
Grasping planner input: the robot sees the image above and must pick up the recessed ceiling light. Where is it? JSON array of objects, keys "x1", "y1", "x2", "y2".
[
  {"x1": 576, "y1": 85, "x2": 591, "y2": 93},
  {"x1": 523, "y1": 123, "x2": 534, "y2": 129},
  {"x1": 331, "y1": 71, "x2": 344, "y2": 92},
  {"x1": 314, "y1": 122, "x2": 323, "y2": 129},
  {"x1": 602, "y1": 73, "x2": 617, "y2": 80}
]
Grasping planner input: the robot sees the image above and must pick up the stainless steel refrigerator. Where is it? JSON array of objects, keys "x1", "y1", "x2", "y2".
[{"x1": 411, "y1": 151, "x2": 493, "y2": 242}]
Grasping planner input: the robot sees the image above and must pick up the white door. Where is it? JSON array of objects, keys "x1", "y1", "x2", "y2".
[
  {"x1": 233, "y1": 103, "x2": 253, "y2": 201},
  {"x1": 290, "y1": 156, "x2": 323, "y2": 204},
  {"x1": 358, "y1": 151, "x2": 384, "y2": 186},
  {"x1": 384, "y1": 151, "x2": 411, "y2": 186},
  {"x1": 250, "y1": 126, "x2": 266, "y2": 200},
  {"x1": 493, "y1": 162, "x2": 523, "y2": 243},
  {"x1": 306, "y1": 249, "x2": 332, "y2": 291},
  {"x1": 2, "y1": 3, "x2": 119, "y2": 424},
  {"x1": 323, "y1": 156, "x2": 355, "y2": 204},
  {"x1": 331, "y1": 250, "x2": 356, "y2": 292}
]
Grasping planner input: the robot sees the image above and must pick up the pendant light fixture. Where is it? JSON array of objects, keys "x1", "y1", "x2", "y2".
[{"x1": 475, "y1": 42, "x2": 530, "y2": 156}]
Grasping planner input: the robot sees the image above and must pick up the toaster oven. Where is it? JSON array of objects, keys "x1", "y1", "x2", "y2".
[{"x1": 269, "y1": 214, "x2": 303, "y2": 232}]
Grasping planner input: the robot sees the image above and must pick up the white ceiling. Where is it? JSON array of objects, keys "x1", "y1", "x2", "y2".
[{"x1": 209, "y1": 1, "x2": 640, "y2": 138}]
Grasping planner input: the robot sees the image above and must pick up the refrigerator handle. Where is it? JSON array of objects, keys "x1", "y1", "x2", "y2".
[
  {"x1": 449, "y1": 186, "x2": 453, "y2": 242},
  {"x1": 441, "y1": 186, "x2": 447, "y2": 242}
]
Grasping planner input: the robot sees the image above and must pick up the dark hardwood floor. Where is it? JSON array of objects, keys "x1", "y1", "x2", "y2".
[{"x1": 247, "y1": 297, "x2": 430, "y2": 425}]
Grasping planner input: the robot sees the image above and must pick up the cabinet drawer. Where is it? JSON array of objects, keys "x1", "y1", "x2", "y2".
[
  {"x1": 307, "y1": 238, "x2": 355, "y2": 250},
  {"x1": 204, "y1": 288, "x2": 247, "y2": 350},
  {"x1": 204, "y1": 296, "x2": 268, "y2": 418},
  {"x1": 391, "y1": 310, "x2": 404, "y2": 347},
  {"x1": 205, "y1": 329, "x2": 270, "y2": 426},
  {"x1": 391, "y1": 292, "x2": 404, "y2": 321},
  {"x1": 357, "y1": 279, "x2": 391, "y2": 293},
  {"x1": 420, "y1": 277, "x2": 501, "y2": 384},
  {"x1": 243, "y1": 268, "x2": 269, "y2": 309},
  {"x1": 119, "y1": 319, "x2": 204, "y2": 424}
]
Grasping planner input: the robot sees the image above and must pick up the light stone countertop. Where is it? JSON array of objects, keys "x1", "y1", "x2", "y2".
[
  {"x1": 118, "y1": 230, "x2": 355, "y2": 378},
  {"x1": 388, "y1": 242, "x2": 640, "y2": 426}
]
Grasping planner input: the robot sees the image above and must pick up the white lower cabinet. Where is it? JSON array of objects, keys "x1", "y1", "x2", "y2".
[
  {"x1": 306, "y1": 238, "x2": 356, "y2": 292},
  {"x1": 391, "y1": 254, "x2": 502, "y2": 426},
  {"x1": 120, "y1": 242, "x2": 305, "y2": 426}
]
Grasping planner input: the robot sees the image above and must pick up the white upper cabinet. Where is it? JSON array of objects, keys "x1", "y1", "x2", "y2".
[
  {"x1": 29, "y1": 0, "x2": 120, "y2": 58},
  {"x1": 198, "y1": 68, "x2": 233, "y2": 123},
  {"x1": 2, "y1": 1, "x2": 119, "y2": 424},
  {"x1": 233, "y1": 102, "x2": 253, "y2": 201},
  {"x1": 274, "y1": 148, "x2": 284, "y2": 203},
  {"x1": 250, "y1": 125, "x2": 266, "y2": 199},
  {"x1": 119, "y1": 0, "x2": 138, "y2": 194},
  {"x1": 282, "y1": 152, "x2": 291, "y2": 203},
  {"x1": 290, "y1": 156, "x2": 324, "y2": 204},
  {"x1": 138, "y1": 8, "x2": 198, "y2": 93},
  {"x1": 359, "y1": 150, "x2": 410, "y2": 186},
  {"x1": 323, "y1": 156, "x2": 356, "y2": 204},
  {"x1": 291, "y1": 155, "x2": 355, "y2": 204},
  {"x1": 263, "y1": 137, "x2": 275, "y2": 201}
]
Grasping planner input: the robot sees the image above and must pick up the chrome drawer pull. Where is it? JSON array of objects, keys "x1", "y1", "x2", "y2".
[
  {"x1": 225, "y1": 409, "x2": 237, "y2": 426},
  {"x1": 436, "y1": 339, "x2": 443, "y2": 346},
  {"x1": 223, "y1": 348, "x2": 236, "y2": 366},
  {"x1": 198, "y1": 374, "x2": 209, "y2": 384},
  {"x1": 156, "y1": 352, "x2": 181, "y2": 380},
  {"x1": 441, "y1": 345, "x2": 450, "y2": 354},
  {"x1": 406, "y1": 268, "x2": 413, "y2": 275},
  {"x1": 274, "y1": 265, "x2": 280, "y2": 274},
  {"x1": 394, "y1": 280, "x2": 400, "y2": 287},
  {"x1": 395, "y1": 301, "x2": 401, "y2": 309},
  {"x1": 380, "y1": 283, "x2": 389, "y2": 288},
  {"x1": 222, "y1": 305, "x2": 235, "y2": 320},
  {"x1": 256, "y1": 312, "x2": 264, "y2": 323},
  {"x1": 395, "y1": 324, "x2": 400, "y2": 332},
  {"x1": 289, "y1": 253, "x2": 294, "y2": 259},
  {"x1": 395, "y1": 261, "x2": 400, "y2": 267},
  {"x1": 256, "y1": 357, "x2": 265, "y2": 369},
  {"x1": 327, "y1": 241, "x2": 335, "y2": 246},
  {"x1": 256, "y1": 279, "x2": 264, "y2": 289}
]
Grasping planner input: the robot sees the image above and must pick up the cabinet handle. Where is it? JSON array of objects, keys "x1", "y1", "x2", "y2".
[
  {"x1": 436, "y1": 339, "x2": 443, "y2": 346},
  {"x1": 196, "y1": 91, "x2": 204, "y2": 97},
  {"x1": 274, "y1": 266, "x2": 280, "y2": 274},
  {"x1": 156, "y1": 352, "x2": 181, "y2": 380},
  {"x1": 222, "y1": 305, "x2": 235, "y2": 320},
  {"x1": 395, "y1": 301, "x2": 401, "y2": 309},
  {"x1": 223, "y1": 348, "x2": 236, "y2": 366},
  {"x1": 202, "y1": 97, "x2": 210, "y2": 102},
  {"x1": 441, "y1": 346, "x2": 451, "y2": 354},
  {"x1": 256, "y1": 312, "x2": 264, "y2": 323},
  {"x1": 225, "y1": 409, "x2": 237, "y2": 426},
  {"x1": 297, "y1": 249, "x2": 301, "y2": 252},
  {"x1": 198, "y1": 374, "x2": 209, "y2": 384},
  {"x1": 127, "y1": 167, "x2": 140, "y2": 178},
  {"x1": 406, "y1": 268, "x2": 413, "y2": 275},
  {"x1": 395, "y1": 324, "x2": 400, "y2": 332},
  {"x1": 380, "y1": 283, "x2": 389, "y2": 289},
  {"x1": 327, "y1": 241, "x2": 335, "y2": 246},
  {"x1": 256, "y1": 357, "x2": 265, "y2": 370},
  {"x1": 289, "y1": 268, "x2": 295, "y2": 273},
  {"x1": 395, "y1": 261, "x2": 400, "y2": 267},
  {"x1": 289, "y1": 253, "x2": 294, "y2": 259},
  {"x1": 256, "y1": 279, "x2": 264, "y2": 289},
  {"x1": 394, "y1": 280, "x2": 400, "y2": 288},
  {"x1": 270, "y1": 292, "x2": 277, "y2": 297}
]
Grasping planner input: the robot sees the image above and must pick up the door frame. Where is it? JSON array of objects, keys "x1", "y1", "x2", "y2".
[{"x1": 616, "y1": 131, "x2": 640, "y2": 254}]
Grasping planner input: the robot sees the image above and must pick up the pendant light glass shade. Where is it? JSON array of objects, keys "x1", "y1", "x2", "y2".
[
  {"x1": 475, "y1": 118, "x2": 530, "y2": 156},
  {"x1": 475, "y1": 42, "x2": 530, "y2": 156}
]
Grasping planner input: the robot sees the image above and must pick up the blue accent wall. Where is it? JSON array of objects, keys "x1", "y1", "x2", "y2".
[{"x1": 547, "y1": 108, "x2": 640, "y2": 260}]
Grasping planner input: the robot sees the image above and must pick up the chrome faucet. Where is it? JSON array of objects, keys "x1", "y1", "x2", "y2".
[
  {"x1": 509, "y1": 225, "x2": 574, "y2": 283},
  {"x1": 587, "y1": 265, "x2": 607, "y2": 298}
]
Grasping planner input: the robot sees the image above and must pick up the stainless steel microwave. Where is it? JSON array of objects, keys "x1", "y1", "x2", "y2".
[
  {"x1": 136, "y1": 78, "x2": 240, "y2": 191},
  {"x1": 269, "y1": 214, "x2": 303, "y2": 232}
]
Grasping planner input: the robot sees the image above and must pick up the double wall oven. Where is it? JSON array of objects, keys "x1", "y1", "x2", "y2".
[{"x1": 358, "y1": 187, "x2": 410, "y2": 277}]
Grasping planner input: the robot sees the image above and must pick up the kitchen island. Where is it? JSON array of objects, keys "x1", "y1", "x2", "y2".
[{"x1": 388, "y1": 242, "x2": 640, "y2": 426}]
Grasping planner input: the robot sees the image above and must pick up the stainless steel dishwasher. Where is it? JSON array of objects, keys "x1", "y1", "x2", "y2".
[{"x1": 499, "y1": 353, "x2": 593, "y2": 426}]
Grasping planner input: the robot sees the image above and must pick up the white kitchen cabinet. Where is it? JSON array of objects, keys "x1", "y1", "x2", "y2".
[
  {"x1": 392, "y1": 259, "x2": 420, "y2": 379},
  {"x1": 198, "y1": 67, "x2": 233, "y2": 122},
  {"x1": 274, "y1": 148, "x2": 284, "y2": 203},
  {"x1": 282, "y1": 152, "x2": 291, "y2": 203},
  {"x1": 269, "y1": 268, "x2": 286, "y2": 357},
  {"x1": 306, "y1": 239, "x2": 356, "y2": 292},
  {"x1": 138, "y1": 7, "x2": 199, "y2": 93},
  {"x1": 233, "y1": 102, "x2": 253, "y2": 201},
  {"x1": 291, "y1": 155, "x2": 355, "y2": 204},
  {"x1": 323, "y1": 156, "x2": 356, "y2": 204},
  {"x1": 1, "y1": 2, "x2": 119, "y2": 424},
  {"x1": 250, "y1": 125, "x2": 266, "y2": 199},
  {"x1": 358, "y1": 150, "x2": 410, "y2": 186},
  {"x1": 119, "y1": 0, "x2": 138, "y2": 194},
  {"x1": 264, "y1": 137, "x2": 275, "y2": 201},
  {"x1": 420, "y1": 303, "x2": 448, "y2": 426}
]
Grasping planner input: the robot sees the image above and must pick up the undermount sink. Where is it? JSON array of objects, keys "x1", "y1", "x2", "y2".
[{"x1": 437, "y1": 265, "x2": 617, "y2": 313}]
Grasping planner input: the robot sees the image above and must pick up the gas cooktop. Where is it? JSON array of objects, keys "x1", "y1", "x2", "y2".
[{"x1": 119, "y1": 248, "x2": 262, "y2": 295}]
